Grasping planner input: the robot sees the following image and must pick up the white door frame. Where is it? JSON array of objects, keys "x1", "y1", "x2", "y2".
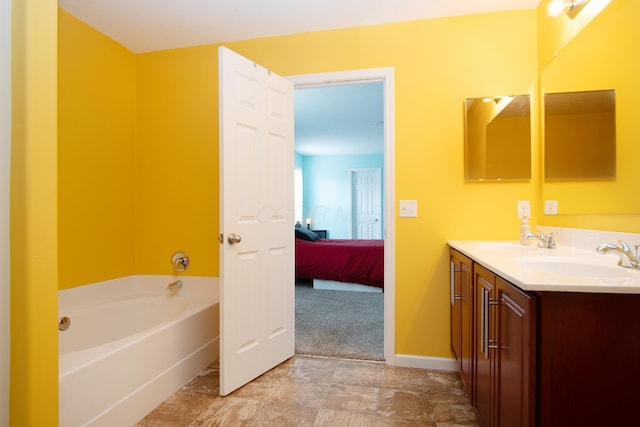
[
  {"x1": 288, "y1": 68, "x2": 396, "y2": 364},
  {"x1": 1, "y1": 0, "x2": 11, "y2": 423}
]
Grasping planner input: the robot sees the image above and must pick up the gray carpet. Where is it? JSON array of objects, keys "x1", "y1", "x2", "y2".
[{"x1": 295, "y1": 281, "x2": 384, "y2": 361}]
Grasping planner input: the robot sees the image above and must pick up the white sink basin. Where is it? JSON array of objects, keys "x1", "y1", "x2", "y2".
[{"x1": 514, "y1": 257, "x2": 639, "y2": 286}]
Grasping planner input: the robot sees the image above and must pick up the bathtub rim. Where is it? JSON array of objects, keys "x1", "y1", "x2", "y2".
[
  {"x1": 59, "y1": 274, "x2": 218, "y2": 312},
  {"x1": 58, "y1": 275, "x2": 219, "y2": 379}
]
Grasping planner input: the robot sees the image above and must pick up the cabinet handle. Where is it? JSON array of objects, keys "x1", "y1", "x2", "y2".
[
  {"x1": 450, "y1": 262, "x2": 462, "y2": 305},
  {"x1": 487, "y1": 299, "x2": 499, "y2": 353},
  {"x1": 480, "y1": 288, "x2": 486, "y2": 357},
  {"x1": 484, "y1": 289, "x2": 489, "y2": 359},
  {"x1": 481, "y1": 291, "x2": 499, "y2": 359},
  {"x1": 450, "y1": 262, "x2": 455, "y2": 304}
]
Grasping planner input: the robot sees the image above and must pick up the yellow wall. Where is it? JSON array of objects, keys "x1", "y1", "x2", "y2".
[
  {"x1": 136, "y1": 10, "x2": 539, "y2": 358},
  {"x1": 11, "y1": 0, "x2": 59, "y2": 425},
  {"x1": 135, "y1": 47, "x2": 220, "y2": 277},
  {"x1": 58, "y1": 10, "x2": 137, "y2": 288}
]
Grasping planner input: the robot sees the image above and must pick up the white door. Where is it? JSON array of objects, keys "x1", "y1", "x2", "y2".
[
  {"x1": 351, "y1": 168, "x2": 382, "y2": 239},
  {"x1": 219, "y1": 47, "x2": 295, "y2": 395}
]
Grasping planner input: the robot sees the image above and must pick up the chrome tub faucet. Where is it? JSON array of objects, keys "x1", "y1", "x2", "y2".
[
  {"x1": 167, "y1": 279, "x2": 183, "y2": 294},
  {"x1": 596, "y1": 240, "x2": 639, "y2": 269}
]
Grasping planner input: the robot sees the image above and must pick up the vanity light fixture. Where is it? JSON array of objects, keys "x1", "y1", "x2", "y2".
[{"x1": 546, "y1": 0, "x2": 590, "y2": 18}]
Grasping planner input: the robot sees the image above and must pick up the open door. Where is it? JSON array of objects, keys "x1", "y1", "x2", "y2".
[{"x1": 218, "y1": 46, "x2": 295, "y2": 395}]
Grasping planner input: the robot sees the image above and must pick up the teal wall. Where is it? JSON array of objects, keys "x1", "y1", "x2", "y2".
[{"x1": 301, "y1": 153, "x2": 384, "y2": 238}]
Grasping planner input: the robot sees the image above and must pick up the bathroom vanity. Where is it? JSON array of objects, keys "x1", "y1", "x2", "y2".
[{"x1": 449, "y1": 236, "x2": 640, "y2": 427}]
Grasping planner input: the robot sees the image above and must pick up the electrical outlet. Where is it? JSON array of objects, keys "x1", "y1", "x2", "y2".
[
  {"x1": 399, "y1": 200, "x2": 418, "y2": 218},
  {"x1": 544, "y1": 200, "x2": 559, "y2": 215},
  {"x1": 517, "y1": 200, "x2": 531, "y2": 219}
]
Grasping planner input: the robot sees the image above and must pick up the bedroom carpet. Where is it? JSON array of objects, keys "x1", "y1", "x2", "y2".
[{"x1": 295, "y1": 280, "x2": 384, "y2": 361}]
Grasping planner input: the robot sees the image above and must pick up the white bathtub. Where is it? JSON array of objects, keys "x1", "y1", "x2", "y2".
[{"x1": 58, "y1": 275, "x2": 219, "y2": 427}]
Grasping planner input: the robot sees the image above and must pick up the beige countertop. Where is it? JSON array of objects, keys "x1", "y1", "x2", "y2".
[{"x1": 448, "y1": 240, "x2": 640, "y2": 294}]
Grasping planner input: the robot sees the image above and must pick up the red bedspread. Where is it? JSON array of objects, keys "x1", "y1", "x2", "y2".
[{"x1": 295, "y1": 238, "x2": 384, "y2": 289}]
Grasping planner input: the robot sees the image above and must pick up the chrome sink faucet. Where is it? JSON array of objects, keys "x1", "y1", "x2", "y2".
[
  {"x1": 524, "y1": 231, "x2": 557, "y2": 249},
  {"x1": 596, "y1": 240, "x2": 639, "y2": 269}
]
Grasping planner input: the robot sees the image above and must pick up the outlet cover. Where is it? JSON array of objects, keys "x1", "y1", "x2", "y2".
[
  {"x1": 517, "y1": 200, "x2": 531, "y2": 219},
  {"x1": 544, "y1": 200, "x2": 559, "y2": 215},
  {"x1": 399, "y1": 200, "x2": 418, "y2": 218}
]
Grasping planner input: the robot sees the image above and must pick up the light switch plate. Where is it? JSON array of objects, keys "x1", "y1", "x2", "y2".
[
  {"x1": 399, "y1": 200, "x2": 418, "y2": 218},
  {"x1": 544, "y1": 200, "x2": 559, "y2": 215}
]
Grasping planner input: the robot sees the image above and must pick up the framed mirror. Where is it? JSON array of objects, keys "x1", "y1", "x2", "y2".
[
  {"x1": 464, "y1": 94, "x2": 531, "y2": 181},
  {"x1": 544, "y1": 89, "x2": 616, "y2": 180}
]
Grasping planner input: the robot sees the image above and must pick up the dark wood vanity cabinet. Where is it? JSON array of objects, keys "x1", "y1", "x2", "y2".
[
  {"x1": 451, "y1": 249, "x2": 536, "y2": 427},
  {"x1": 450, "y1": 250, "x2": 473, "y2": 396},
  {"x1": 451, "y1": 246, "x2": 640, "y2": 426}
]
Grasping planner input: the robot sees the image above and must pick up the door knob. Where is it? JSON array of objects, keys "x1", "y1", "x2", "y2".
[{"x1": 227, "y1": 233, "x2": 242, "y2": 245}]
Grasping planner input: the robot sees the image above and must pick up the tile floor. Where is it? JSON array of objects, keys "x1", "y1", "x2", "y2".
[{"x1": 136, "y1": 355, "x2": 479, "y2": 426}]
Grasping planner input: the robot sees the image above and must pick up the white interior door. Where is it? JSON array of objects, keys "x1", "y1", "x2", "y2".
[
  {"x1": 219, "y1": 46, "x2": 295, "y2": 396},
  {"x1": 352, "y1": 168, "x2": 382, "y2": 239}
]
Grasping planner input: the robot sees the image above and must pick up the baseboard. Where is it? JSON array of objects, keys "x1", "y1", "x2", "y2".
[{"x1": 394, "y1": 354, "x2": 457, "y2": 372}]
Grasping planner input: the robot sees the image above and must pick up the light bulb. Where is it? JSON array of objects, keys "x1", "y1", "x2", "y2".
[{"x1": 546, "y1": 0, "x2": 567, "y2": 17}]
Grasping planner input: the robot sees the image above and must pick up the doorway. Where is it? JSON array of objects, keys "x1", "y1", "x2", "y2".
[{"x1": 288, "y1": 68, "x2": 395, "y2": 364}]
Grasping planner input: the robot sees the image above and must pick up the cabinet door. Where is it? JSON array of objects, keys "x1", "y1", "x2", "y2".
[
  {"x1": 450, "y1": 253, "x2": 462, "y2": 364},
  {"x1": 474, "y1": 264, "x2": 495, "y2": 427},
  {"x1": 459, "y1": 255, "x2": 473, "y2": 396},
  {"x1": 450, "y1": 249, "x2": 474, "y2": 396},
  {"x1": 495, "y1": 277, "x2": 536, "y2": 427}
]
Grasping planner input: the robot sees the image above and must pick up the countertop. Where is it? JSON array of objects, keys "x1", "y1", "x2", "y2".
[{"x1": 448, "y1": 240, "x2": 640, "y2": 294}]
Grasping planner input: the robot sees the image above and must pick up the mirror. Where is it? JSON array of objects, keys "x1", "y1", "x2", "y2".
[
  {"x1": 540, "y1": 1, "x2": 640, "y2": 214},
  {"x1": 464, "y1": 95, "x2": 531, "y2": 181},
  {"x1": 544, "y1": 89, "x2": 616, "y2": 180}
]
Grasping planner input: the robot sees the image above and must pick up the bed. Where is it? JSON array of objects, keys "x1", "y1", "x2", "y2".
[{"x1": 294, "y1": 228, "x2": 384, "y2": 290}]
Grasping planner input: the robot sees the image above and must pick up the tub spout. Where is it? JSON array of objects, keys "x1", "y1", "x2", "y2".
[{"x1": 167, "y1": 279, "x2": 183, "y2": 294}]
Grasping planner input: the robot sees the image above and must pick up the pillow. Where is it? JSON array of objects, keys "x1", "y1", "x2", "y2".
[{"x1": 295, "y1": 227, "x2": 320, "y2": 241}]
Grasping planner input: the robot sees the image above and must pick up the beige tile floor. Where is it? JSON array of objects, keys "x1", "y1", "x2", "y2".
[{"x1": 136, "y1": 355, "x2": 479, "y2": 426}]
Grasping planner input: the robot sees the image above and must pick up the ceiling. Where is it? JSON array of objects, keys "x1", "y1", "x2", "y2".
[
  {"x1": 295, "y1": 82, "x2": 384, "y2": 156},
  {"x1": 58, "y1": 0, "x2": 540, "y2": 54},
  {"x1": 58, "y1": 0, "x2": 540, "y2": 156}
]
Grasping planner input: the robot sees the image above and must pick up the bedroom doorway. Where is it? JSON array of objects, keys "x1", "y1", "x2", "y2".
[{"x1": 289, "y1": 68, "x2": 395, "y2": 364}]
